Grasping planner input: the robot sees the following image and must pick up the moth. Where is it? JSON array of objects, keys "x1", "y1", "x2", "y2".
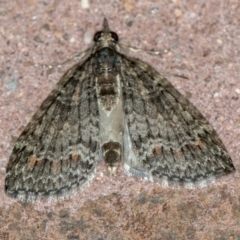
[{"x1": 5, "y1": 18, "x2": 235, "y2": 201}]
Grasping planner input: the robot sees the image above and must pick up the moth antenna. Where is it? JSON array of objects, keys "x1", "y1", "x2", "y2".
[{"x1": 102, "y1": 18, "x2": 110, "y2": 32}]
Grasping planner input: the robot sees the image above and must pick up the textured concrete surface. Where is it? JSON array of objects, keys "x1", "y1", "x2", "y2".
[{"x1": 0, "y1": 0, "x2": 240, "y2": 239}]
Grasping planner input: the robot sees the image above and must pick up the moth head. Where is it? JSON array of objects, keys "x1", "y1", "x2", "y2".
[{"x1": 93, "y1": 18, "x2": 119, "y2": 48}]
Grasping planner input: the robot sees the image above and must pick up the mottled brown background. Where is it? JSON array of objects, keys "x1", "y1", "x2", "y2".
[{"x1": 0, "y1": 0, "x2": 240, "y2": 239}]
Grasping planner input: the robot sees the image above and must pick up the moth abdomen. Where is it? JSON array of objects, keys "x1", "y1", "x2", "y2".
[{"x1": 102, "y1": 141, "x2": 122, "y2": 176}]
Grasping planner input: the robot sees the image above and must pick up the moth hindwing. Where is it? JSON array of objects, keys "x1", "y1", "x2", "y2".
[{"x1": 5, "y1": 18, "x2": 235, "y2": 201}]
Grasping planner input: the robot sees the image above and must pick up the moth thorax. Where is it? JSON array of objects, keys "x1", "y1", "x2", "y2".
[{"x1": 102, "y1": 141, "x2": 122, "y2": 176}]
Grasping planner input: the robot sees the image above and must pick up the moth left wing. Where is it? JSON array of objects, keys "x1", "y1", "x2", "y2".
[{"x1": 5, "y1": 60, "x2": 100, "y2": 201}]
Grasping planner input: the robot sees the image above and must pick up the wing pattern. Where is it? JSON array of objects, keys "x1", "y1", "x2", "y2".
[
  {"x1": 122, "y1": 56, "x2": 235, "y2": 188},
  {"x1": 5, "y1": 18, "x2": 235, "y2": 202},
  {"x1": 5, "y1": 59, "x2": 100, "y2": 201}
]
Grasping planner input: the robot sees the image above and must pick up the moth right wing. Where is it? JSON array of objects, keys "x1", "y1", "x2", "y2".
[
  {"x1": 121, "y1": 56, "x2": 235, "y2": 188},
  {"x1": 5, "y1": 59, "x2": 100, "y2": 201}
]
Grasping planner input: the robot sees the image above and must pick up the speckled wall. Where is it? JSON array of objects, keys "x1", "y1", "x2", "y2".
[{"x1": 0, "y1": 1, "x2": 239, "y2": 239}]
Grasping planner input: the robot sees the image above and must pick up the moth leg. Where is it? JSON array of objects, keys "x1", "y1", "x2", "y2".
[
  {"x1": 41, "y1": 48, "x2": 92, "y2": 69},
  {"x1": 120, "y1": 43, "x2": 175, "y2": 57}
]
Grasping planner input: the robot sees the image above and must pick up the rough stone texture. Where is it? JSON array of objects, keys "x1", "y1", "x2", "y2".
[{"x1": 0, "y1": 0, "x2": 240, "y2": 239}]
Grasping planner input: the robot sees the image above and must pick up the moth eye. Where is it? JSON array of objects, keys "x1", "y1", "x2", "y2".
[
  {"x1": 93, "y1": 31, "x2": 103, "y2": 42},
  {"x1": 110, "y1": 31, "x2": 118, "y2": 42}
]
